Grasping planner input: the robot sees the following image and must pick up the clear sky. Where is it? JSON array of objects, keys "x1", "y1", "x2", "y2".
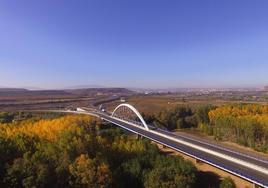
[{"x1": 0, "y1": 0, "x2": 268, "y2": 89}]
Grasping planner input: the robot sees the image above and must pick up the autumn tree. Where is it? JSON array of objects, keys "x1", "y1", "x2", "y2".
[
  {"x1": 220, "y1": 177, "x2": 236, "y2": 188},
  {"x1": 0, "y1": 113, "x2": 198, "y2": 187},
  {"x1": 207, "y1": 104, "x2": 268, "y2": 151},
  {"x1": 69, "y1": 154, "x2": 112, "y2": 188}
]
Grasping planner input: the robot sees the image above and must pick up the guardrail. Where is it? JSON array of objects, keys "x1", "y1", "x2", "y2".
[
  {"x1": 107, "y1": 116, "x2": 268, "y2": 188},
  {"x1": 41, "y1": 109, "x2": 268, "y2": 187},
  {"x1": 156, "y1": 128, "x2": 268, "y2": 165}
]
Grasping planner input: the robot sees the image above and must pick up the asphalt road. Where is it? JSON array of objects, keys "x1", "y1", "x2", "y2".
[
  {"x1": 48, "y1": 108, "x2": 268, "y2": 187},
  {"x1": 96, "y1": 112, "x2": 268, "y2": 187}
]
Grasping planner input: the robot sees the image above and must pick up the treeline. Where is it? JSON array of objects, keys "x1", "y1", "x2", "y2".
[
  {"x1": 147, "y1": 104, "x2": 268, "y2": 152},
  {"x1": 147, "y1": 105, "x2": 214, "y2": 131},
  {"x1": 0, "y1": 114, "x2": 197, "y2": 188},
  {"x1": 207, "y1": 104, "x2": 268, "y2": 151},
  {"x1": 0, "y1": 111, "x2": 63, "y2": 124}
]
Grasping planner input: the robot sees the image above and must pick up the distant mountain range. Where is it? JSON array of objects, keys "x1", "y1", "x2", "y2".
[
  {"x1": 0, "y1": 86, "x2": 43, "y2": 90},
  {"x1": 63, "y1": 85, "x2": 106, "y2": 90},
  {"x1": 1, "y1": 85, "x2": 267, "y2": 93},
  {"x1": 0, "y1": 87, "x2": 134, "y2": 97},
  {"x1": 0, "y1": 88, "x2": 29, "y2": 92},
  {"x1": 0, "y1": 85, "x2": 107, "y2": 90}
]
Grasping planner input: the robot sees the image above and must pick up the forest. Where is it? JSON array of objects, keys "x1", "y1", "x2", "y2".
[
  {"x1": 150, "y1": 103, "x2": 268, "y2": 153},
  {"x1": 207, "y1": 104, "x2": 268, "y2": 152},
  {"x1": 0, "y1": 112, "x2": 199, "y2": 188}
]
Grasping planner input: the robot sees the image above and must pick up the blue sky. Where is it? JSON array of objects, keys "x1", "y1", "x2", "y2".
[{"x1": 0, "y1": 0, "x2": 268, "y2": 89}]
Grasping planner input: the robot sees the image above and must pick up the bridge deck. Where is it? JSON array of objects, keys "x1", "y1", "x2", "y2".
[
  {"x1": 100, "y1": 113, "x2": 268, "y2": 187},
  {"x1": 49, "y1": 108, "x2": 268, "y2": 187}
]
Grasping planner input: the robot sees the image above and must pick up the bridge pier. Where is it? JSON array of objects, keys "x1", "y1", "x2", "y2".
[
  {"x1": 136, "y1": 134, "x2": 143, "y2": 140},
  {"x1": 194, "y1": 158, "x2": 203, "y2": 165}
]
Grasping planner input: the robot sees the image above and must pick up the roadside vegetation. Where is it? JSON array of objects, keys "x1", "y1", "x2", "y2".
[
  {"x1": 147, "y1": 104, "x2": 268, "y2": 153},
  {"x1": 0, "y1": 113, "x2": 198, "y2": 188},
  {"x1": 219, "y1": 177, "x2": 236, "y2": 188}
]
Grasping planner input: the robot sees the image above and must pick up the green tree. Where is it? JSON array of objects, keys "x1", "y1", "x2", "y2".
[
  {"x1": 145, "y1": 155, "x2": 197, "y2": 188},
  {"x1": 4, "y1": 154, "x2": 52, "y2": 188},
  {"x1": 196, "y1": 105, "x2": 215, "y2": 125},
  {"x1": 0, "y1": 136, "x2": 18, "y2": 186},
  {"x1": 220, "y1": 177, "x2": 236, "y2": 188},
  {"x1": 156, "y1": 106, "x2": 195, "y2": 130}
]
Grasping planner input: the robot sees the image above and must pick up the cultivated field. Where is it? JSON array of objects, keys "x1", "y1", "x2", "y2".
[{"x1": 105, "y1": 93, "x2": 268, "y2": 115}]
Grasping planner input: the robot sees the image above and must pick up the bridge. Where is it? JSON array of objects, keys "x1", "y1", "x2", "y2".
[{"x1": 52, "y1": 103, "x2": 268, "y2": 188}]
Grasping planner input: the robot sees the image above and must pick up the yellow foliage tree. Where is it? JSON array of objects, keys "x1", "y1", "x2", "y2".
[
  {"x1": 0, "y1": 115, "x2": 94, "y2": 142},
  {"x1": 69, "y1": 154, "x2": 112, "y2": 188}
]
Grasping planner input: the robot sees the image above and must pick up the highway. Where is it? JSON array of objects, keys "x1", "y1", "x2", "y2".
[{"x1": 48, "y1": 108, "x2": 268, "y2": 187}]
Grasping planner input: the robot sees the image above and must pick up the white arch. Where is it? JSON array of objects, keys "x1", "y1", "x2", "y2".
[{"x1": 112, "y1": 103, "x2": 149, "y2": 131}]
